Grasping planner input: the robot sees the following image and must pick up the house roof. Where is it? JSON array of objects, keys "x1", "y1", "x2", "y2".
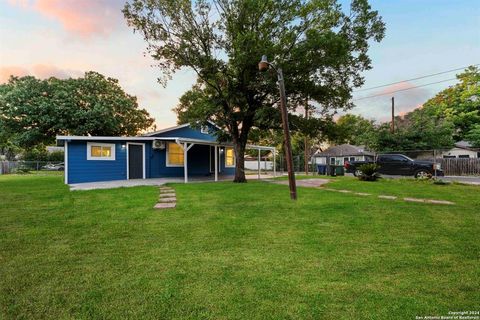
[
  {"x1": 142, "y1": 120, "x2": 221, "y2": 137},
  {"x1": 454, "y1": 140, "x2": 478, "y2": 150},
  {"x1": 55, "y1": 135, "x2": 275, "y2": 151},
  {"x1": 313, "y1": 144, "x2": 374, "y2": 157}
]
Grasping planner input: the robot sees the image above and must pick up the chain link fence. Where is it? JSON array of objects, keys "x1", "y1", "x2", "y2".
[{"x1": 0, "y1": 161, "x2": 64, "y2": 175}]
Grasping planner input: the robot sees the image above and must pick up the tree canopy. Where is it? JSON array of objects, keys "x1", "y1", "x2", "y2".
[
  {"x1": 0, "y1": 72, "x2": 154, "y2": 148},
  {"x1": 124, "y1": 0, "x2": 385, "y2": 182},
  {"x1": 421, "y1": 66, "x2": 480, "y2": 141}
]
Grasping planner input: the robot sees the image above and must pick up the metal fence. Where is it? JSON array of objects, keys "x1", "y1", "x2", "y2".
[{"x1": 0, "y1": 161, "x2": 64, "y2": 175}]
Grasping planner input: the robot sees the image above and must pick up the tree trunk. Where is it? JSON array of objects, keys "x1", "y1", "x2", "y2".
[{"x1": 233, "y1": 139, "x2": 247, "y2": 183}]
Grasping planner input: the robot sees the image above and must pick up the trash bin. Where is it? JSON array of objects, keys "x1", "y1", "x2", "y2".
[
  {"x1": 335, "y1": 165, "x2": 345, "y2": 176},
  {"x1": 329, "y1": 165, "x2": 336, "y2": 176},
  {"x1": 317, "y1": 164, "x2": 327, "y2": 175},
  {"x1": 329, "y1": 165, "x2": 345, "y2": 176}
]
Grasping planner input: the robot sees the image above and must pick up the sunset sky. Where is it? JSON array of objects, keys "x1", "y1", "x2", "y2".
[{"x1": 1, "y1": 0, "x2": 479, "y2": 128}]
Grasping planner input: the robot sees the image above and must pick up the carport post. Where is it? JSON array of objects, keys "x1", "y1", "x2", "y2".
[
  {"x1": 258, "y1": 149, "x2": 261, "y2": 179},
  {"x1": 184, "y1": 142, "x2": 188, "y2": 183},
  {"x1": 214, "y1": 145, "x2": 218, "y2": 182},
  {"x1": 273, "y1": 148, "x2": 276, "y2": 177}
]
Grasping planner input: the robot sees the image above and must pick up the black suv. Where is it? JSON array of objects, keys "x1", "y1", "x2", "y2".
[{"x1": 345, "y1": 154, "x2": 444, "y2": 178}]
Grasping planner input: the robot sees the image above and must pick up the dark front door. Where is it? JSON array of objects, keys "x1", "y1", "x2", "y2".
[{"x1": 128, "y1": 144, "x2": 143, "y2": 179}]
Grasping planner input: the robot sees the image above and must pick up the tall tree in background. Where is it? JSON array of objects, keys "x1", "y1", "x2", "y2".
[
  {"x1": 124, "y1": 0, "x2": 385, "y2": 182},
  {"x1": 330, "y1": 114, "x2": 376, "y2": 146},
  {"x1": 0, "y1": 72, "x2": 154, "y2": 148},
  {"x1": 421, "y1": 66, "x2": 480, "y2": 141}
]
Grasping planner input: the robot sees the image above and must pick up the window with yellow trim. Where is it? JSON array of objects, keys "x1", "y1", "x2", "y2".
[
  {"x1": 167, "y1": 142, "x2": 184, "y2": 166},
  {"x1": 225, "y1": 147, "x2": 235, "y2": 167}
]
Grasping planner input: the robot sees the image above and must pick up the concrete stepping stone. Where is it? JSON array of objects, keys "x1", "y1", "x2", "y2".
[
  {"x1": 154, "y1": 202, "x2": 176, "y2": 209},
  {"x1": 378, "y1": 195, "x2": 397, "y2": 200},
  {"x1": 159, "y1": 193, "x2": 176, "y2": 197},
  {"x1": 425, "y1": 199, "x2": 454, "y2": 205},
  {"x1": 160, "y1": 188, "x2": 174, "y2": 192},
  {"x1": 404, "y1": 197, "x2": 426, "y2": 203},
  {"x1": 159, "y1": 197, "x2": 176, "y2": 203},
  {"x1": 337, "y1": 189, "x2": 352, "y2": 193},
  {"x1": 355, "y1": 192, "x2": 371, "y2": 196}
]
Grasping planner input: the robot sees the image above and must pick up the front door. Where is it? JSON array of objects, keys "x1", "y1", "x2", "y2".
[{"x1": 128, "y1": 144, "x2": 144, "y2": 179}]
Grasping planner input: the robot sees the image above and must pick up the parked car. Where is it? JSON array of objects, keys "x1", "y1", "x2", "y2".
[
  {"x1": 41, "y1": 162, "x2": 65, "y2": 171},
  {"x1": 344, "y1": 154, "x2": 443, "y2": 178}
]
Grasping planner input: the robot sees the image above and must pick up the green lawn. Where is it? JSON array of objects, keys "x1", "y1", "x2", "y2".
[{"x1": 1, "y1": 174, "x2": 479, "y2": 319}]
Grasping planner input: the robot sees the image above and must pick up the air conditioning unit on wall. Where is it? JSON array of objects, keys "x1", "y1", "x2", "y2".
[{"x1": 152, "y1": 140, "x2": 166, "y2": 150}]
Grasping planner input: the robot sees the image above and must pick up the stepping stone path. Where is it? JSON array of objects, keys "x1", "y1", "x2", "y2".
[
  {"x1": 269, "y1": 178, "x2": 455, "y2": 205},
  {"x1": 319, "y1": 186, "x2": 454, "y2": 205},
  {"x1": 154, "y1": 186, "x2": 177, "y2": 209}
]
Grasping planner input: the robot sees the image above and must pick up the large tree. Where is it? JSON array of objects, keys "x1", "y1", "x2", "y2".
[
  {"x1": 421, "y1": 66, "x2": 480, "y2": 141},
  {"x1": 330, "y1": 114, "x2": 375, "y2": 146},
  {"x1": 124, "y1": 0, "x2": 385, "y2": 182},
  {"x1": 0, "y1": 72, "x2": 154, "y2": 148}
]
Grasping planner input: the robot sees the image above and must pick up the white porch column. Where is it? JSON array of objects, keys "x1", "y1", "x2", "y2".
[
  {"x1": 258, "y1": 149, "x2": 261, "y2": 179},
  {"x1": 273, "y1": 148, "x2": 276, "y2": 177},
  {"x1": 184, "y1": 142, "x2": 188, "y2": 183},
  {"x1": 214, "y1": 145, "x2": 218, "y2": 182}
]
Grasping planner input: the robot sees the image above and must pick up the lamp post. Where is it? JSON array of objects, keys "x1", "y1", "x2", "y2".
[{"x1": 259, "y1": 55, "x2": 297, "y2": 200}]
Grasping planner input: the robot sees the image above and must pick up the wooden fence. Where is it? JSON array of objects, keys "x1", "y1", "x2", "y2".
[{"x1": 439, "y1": 158, "x2": 480, "y2": 176}]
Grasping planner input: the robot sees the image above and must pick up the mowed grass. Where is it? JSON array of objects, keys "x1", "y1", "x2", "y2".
[{"x1": 0, "y1": 174, "x2": 479, "y2": 319}]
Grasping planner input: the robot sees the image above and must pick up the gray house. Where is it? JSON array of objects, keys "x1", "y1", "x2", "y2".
[{"x1": 313, "y1": 144, "x2": 375, "y2": 166}]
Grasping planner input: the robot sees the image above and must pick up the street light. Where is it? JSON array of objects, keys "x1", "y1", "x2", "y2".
[{"x1": 259, "y1": 55, "x2": 297, "y2": 200}]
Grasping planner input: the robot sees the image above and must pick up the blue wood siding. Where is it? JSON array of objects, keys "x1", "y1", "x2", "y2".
[
  {"x1": 65, "y1": 124, "x2": 236, "y2": 184},
  {"x1": 67, "y1": 141, "x2": 127, "y2": 184},
  {"x1": 67, "y1": 140, "x2": 235, "y2": 184}
]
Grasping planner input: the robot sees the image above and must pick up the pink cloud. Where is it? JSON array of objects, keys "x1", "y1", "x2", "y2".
[
  {"x1": 8, "y1": 0, "x2": 123, "y2": 37},
  {"x1": 0, "y1": 66, "x2": 30, "y2": 83},
  {"x1": 0, "y1": 64, "x2": 83, "y2": 83}
]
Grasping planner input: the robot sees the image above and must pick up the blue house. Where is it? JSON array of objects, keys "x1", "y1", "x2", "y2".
[{"x1": 57, "y1": 122, "x2": 275, "y2": 185}]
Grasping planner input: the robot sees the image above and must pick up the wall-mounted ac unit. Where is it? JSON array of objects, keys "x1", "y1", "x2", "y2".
[{"x1": 152, "y1": 140, "x2": 166, "y2": 150}]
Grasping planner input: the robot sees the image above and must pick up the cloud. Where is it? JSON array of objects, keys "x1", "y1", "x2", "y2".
[
  {"x1": 0, "y1": 66, "x2": 30, "y2": 83},
  {"x1": 0, "y1": 64, "x2": 83, "y2": 83},
  {"x1": 352, "y1": 81, "x2": 431, "y2": 122},
  {"x1": 7, "y1": 0, "x2": 124, "y2": 37}
]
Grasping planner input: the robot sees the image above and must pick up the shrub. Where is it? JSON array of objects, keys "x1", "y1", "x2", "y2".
[
  {"x1": 357, "y1": 163, "x2": 380, "y2": 181},
  {"x1": 433, "y1": 179, "x2": 450, "y2": 185}
]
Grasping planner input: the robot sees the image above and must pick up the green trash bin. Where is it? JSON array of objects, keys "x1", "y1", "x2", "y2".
[{"x1": 335, "y1": 165, "x2": 345, "y2": 176}]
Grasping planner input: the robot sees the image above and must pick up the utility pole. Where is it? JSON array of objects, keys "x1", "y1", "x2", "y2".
[
  {"x1": 391, "y1": 96, "x2": 395, "y2": 134},
  {"x1": 304, "y1": 98, "x2": 309, "y2": 175},
  {"x1": 259, "y1": 55, "x2": 297, "y2": 200}
]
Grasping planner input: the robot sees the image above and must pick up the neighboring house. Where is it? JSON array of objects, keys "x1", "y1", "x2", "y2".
[
  {"x1": 313, "y1": 144, "x2": 375, "y2": 166},
  {"x1": 46, "y1": 146, "x2": 64, "y2": 153},
  {"x1": 56, "y1": 122, "x2": 274, "y2": 185},
  {"x1": 440, "y1": 141, "x2": 479, "y2": 159}
]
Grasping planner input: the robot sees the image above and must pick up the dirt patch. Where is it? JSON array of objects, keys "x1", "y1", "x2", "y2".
[{"x1": 272, "y1": 178, "x2": 330, "y2": 188}]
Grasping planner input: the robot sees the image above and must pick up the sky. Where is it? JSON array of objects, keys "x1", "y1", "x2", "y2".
[{"x1": 0, "y1": 0, "x2": 479, "y2": 128}]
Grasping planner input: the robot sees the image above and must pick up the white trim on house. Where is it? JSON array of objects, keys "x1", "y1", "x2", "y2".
[
  {"x1": 166, "y1": 141, "x2": 184, "y2": 167},
  {"x1": 86, "y1": 142, "x2": 116, "y2": 161},
  {"x1": 126, "y1": 142, "x2": 146, "y2": 180},
  {"x1": 64, "y1": 141, "x2": 68, "y2": 184}
]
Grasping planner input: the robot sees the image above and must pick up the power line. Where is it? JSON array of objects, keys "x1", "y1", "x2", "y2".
[
  {"x1": 352, "y1": 78, "x2": 458, "y2": 101},
  {"x1": 353, "y1": 64, "x2": 478, "y2": 93}
]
